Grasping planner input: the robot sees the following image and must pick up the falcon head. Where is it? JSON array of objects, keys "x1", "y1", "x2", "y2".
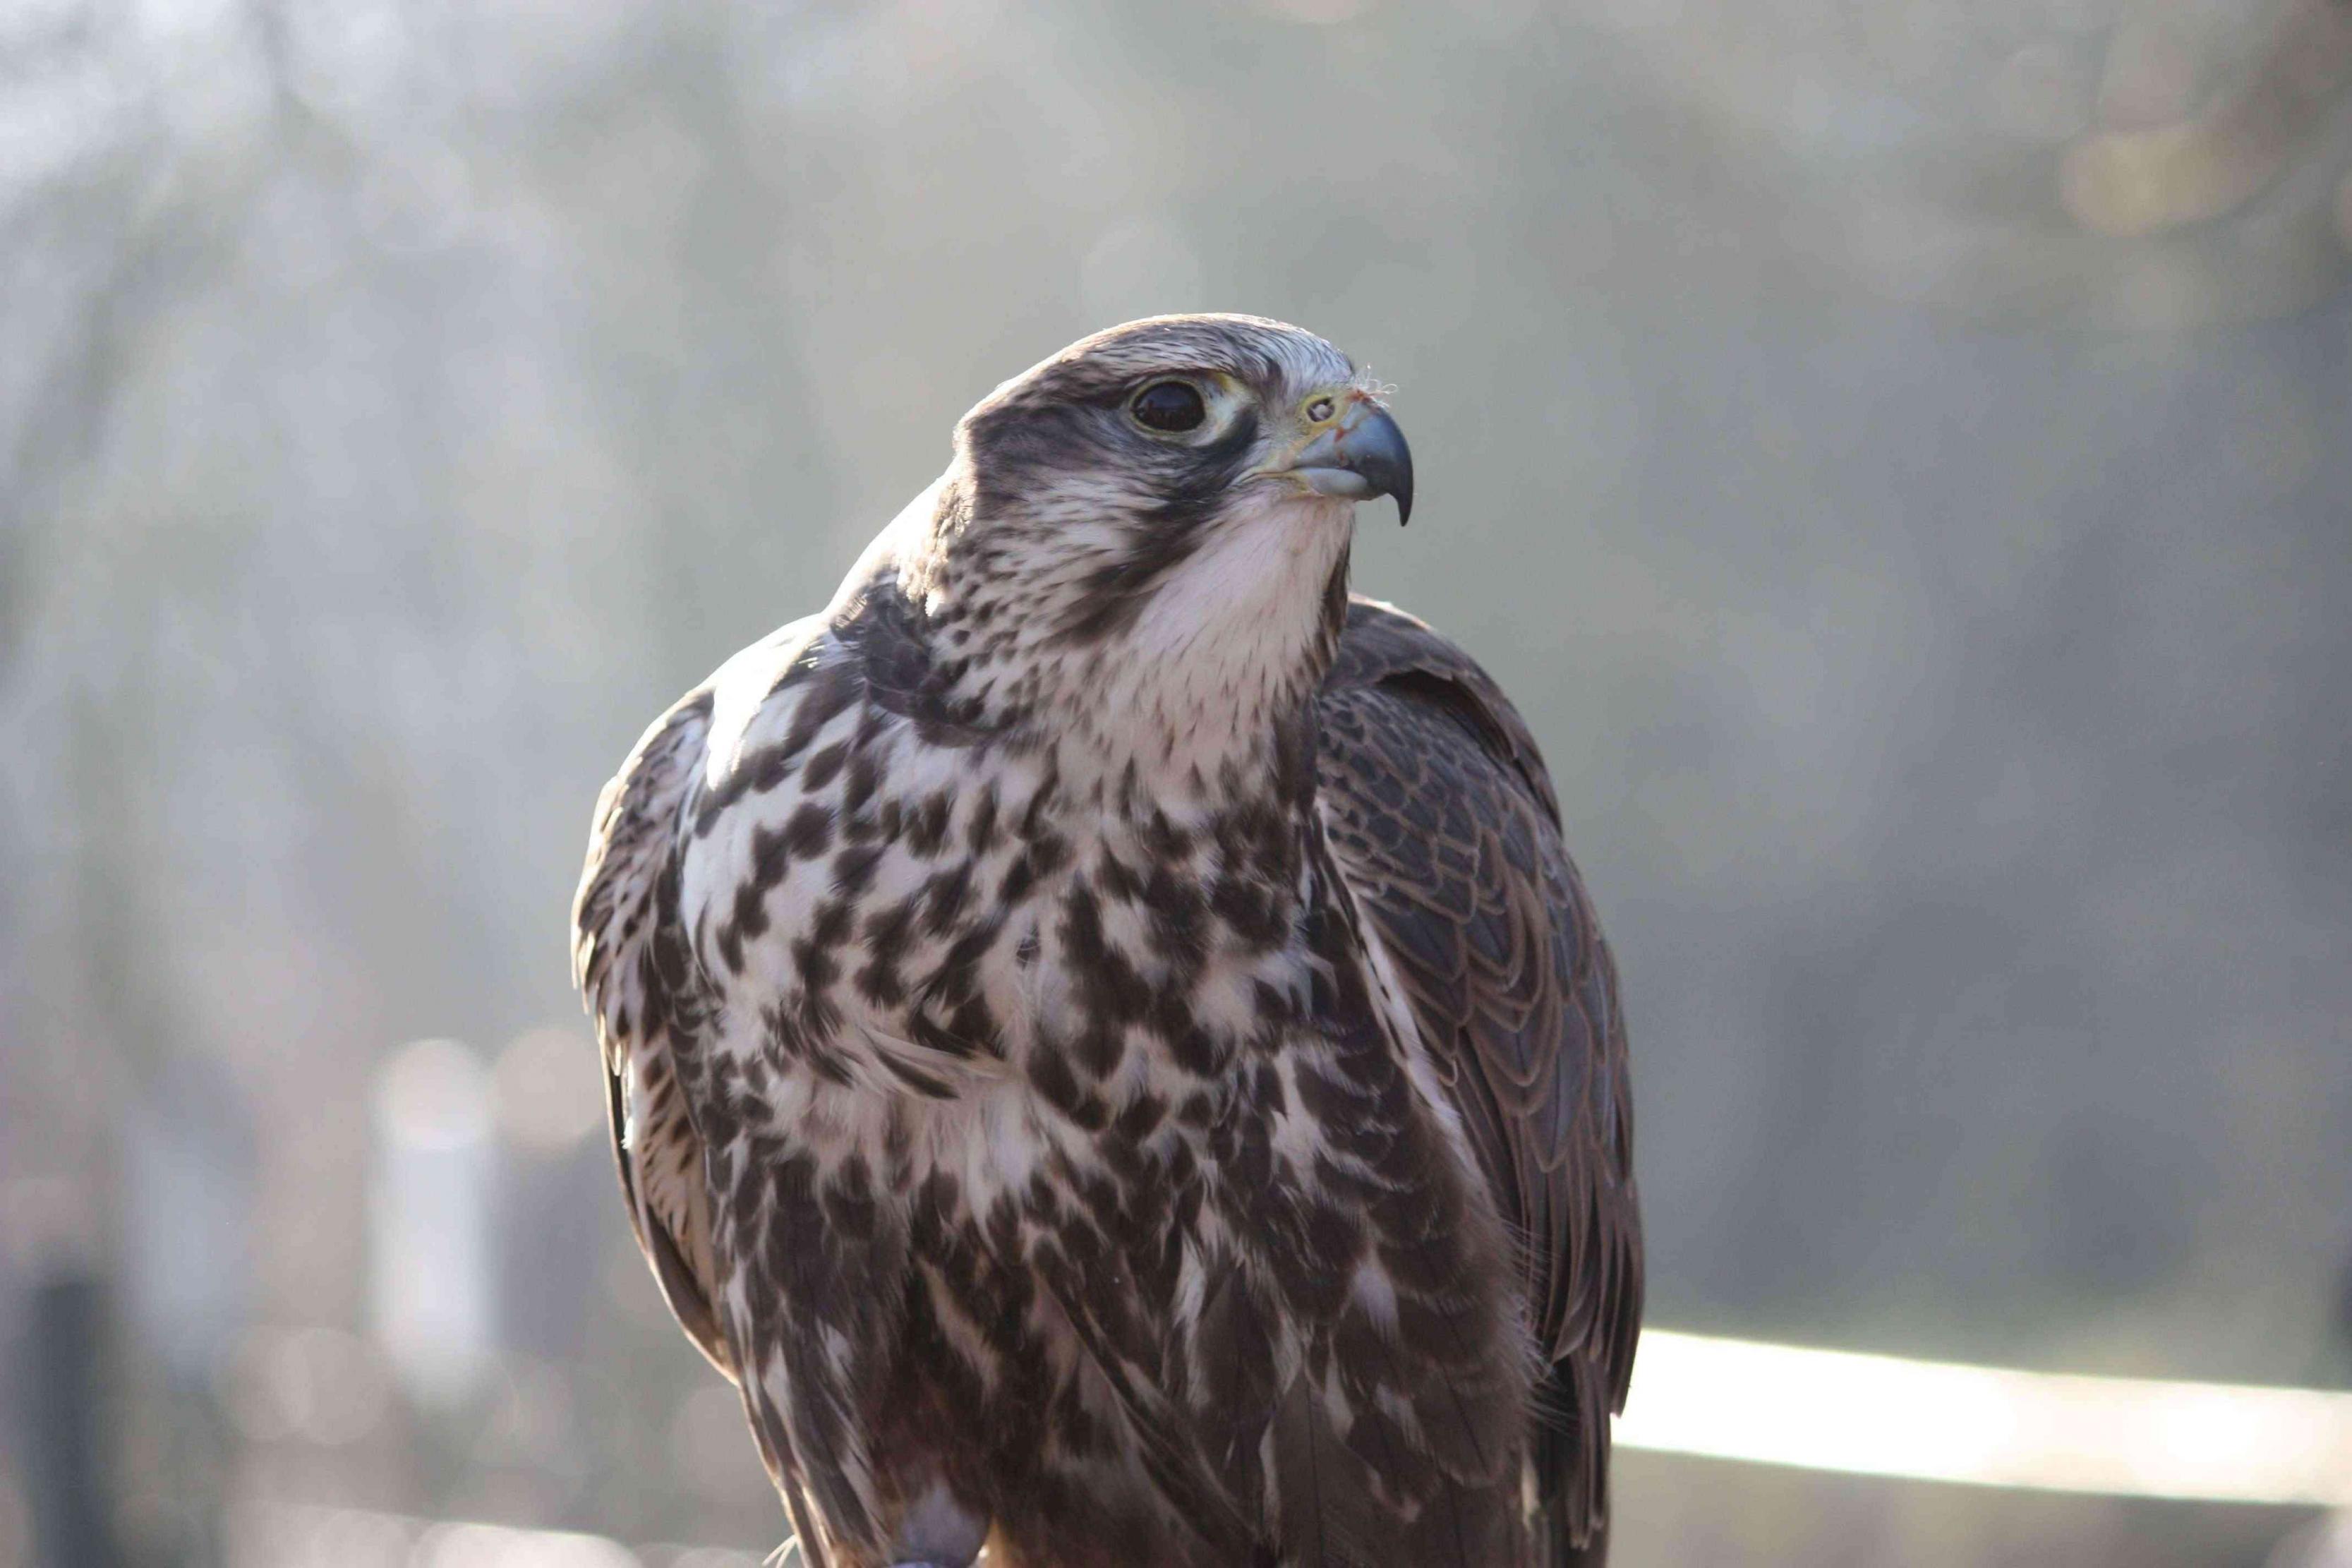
[{"x1": 892, "y1": 315, "x2": 1412, "y2": 758}]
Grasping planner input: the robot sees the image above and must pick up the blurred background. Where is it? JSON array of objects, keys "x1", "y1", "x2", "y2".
[{"x1": 3, "y1": 0, "x2": 2350, "y2": 1563}]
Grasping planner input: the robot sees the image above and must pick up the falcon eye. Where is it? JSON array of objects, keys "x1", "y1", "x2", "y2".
[
  {"x1": 1129, "y1": 380, "x2": 1207, "y2": 434},
  {"x1": 1305, "y1": 396, "x2": 1336, "y2": 423}
]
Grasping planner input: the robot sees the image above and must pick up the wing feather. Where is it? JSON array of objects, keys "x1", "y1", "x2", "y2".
[
  {"x1": 1317, "y1": 598, "x2": 1642, "y2": 1559},
  {"x1": 572, "y1": 687, "x2": 733, "y2": 1376}
]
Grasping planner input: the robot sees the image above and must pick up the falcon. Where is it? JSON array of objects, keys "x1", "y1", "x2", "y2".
[{"x1": 572, "y1": 315, "x2": 1641, "y2": 1567}]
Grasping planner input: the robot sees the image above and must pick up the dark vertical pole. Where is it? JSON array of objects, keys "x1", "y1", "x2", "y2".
[{"x1": 19, "y1": 1272, "x2": 119, "y2": 1568}]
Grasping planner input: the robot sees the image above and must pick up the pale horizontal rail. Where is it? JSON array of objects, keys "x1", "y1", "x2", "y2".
[
  {"x1": 229, "y1": 1333, "x2": 2352, "y2": 1567},
  {"x1": 1620, "y1": 1328, "x2": 2352, "y2": 1507}
]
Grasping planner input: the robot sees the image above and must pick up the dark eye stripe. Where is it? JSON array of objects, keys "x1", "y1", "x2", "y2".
[{"x1": 1130, "y1": 380, "x2": 1207, "y2": 433}]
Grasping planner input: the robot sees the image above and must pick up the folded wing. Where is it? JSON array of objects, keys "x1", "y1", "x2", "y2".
[
  {"x1": 1315, "y1": 598, "x2": 1643, "y2": 1558},
  {"x1": 572, "y1": 689, "x2": 731, "y2": 1375}
]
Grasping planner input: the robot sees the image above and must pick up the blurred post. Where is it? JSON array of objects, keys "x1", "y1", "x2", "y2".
[
  {"x1": 122, "y1": 1059, "x2": 253, "y2": 1568},
  {"x1": 18, "y1": 1273, "x2": 119, "y2": 1568},
  {"x1": 370, "y1": 1041, "x2": 497, "y2": 1408},
  {"x1": 492, "y1": 1029, "x2": 608, "y2": 1363}
]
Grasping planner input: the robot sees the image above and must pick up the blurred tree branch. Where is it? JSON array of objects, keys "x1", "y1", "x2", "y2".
[{"x1": 2063, "y1": 0, "x2": 2352, "y2": 237}]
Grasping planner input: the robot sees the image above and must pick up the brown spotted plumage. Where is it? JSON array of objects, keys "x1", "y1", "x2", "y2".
[{"x1": 572, "y1": 316, "x2": 1641, "y2": 1567}]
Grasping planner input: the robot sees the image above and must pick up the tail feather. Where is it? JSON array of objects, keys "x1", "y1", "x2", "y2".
[{"x1": 1525, "y1": 1361, "x2": 1611, "y2": 1568}]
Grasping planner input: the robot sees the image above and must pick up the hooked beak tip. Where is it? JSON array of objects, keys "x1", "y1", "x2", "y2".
[{"x1": 1293, "y1": 403, "x2": 1414, "y2": 526}]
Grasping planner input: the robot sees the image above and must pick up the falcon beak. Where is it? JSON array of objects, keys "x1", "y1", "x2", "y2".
[{"x1": 1290, "y1": 402, "x2": 1415, "y2": 526}]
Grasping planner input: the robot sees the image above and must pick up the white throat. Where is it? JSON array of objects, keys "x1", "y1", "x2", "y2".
[{"x1": 1062, "y1": 491, "x2": 1353, "y2": 800}]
